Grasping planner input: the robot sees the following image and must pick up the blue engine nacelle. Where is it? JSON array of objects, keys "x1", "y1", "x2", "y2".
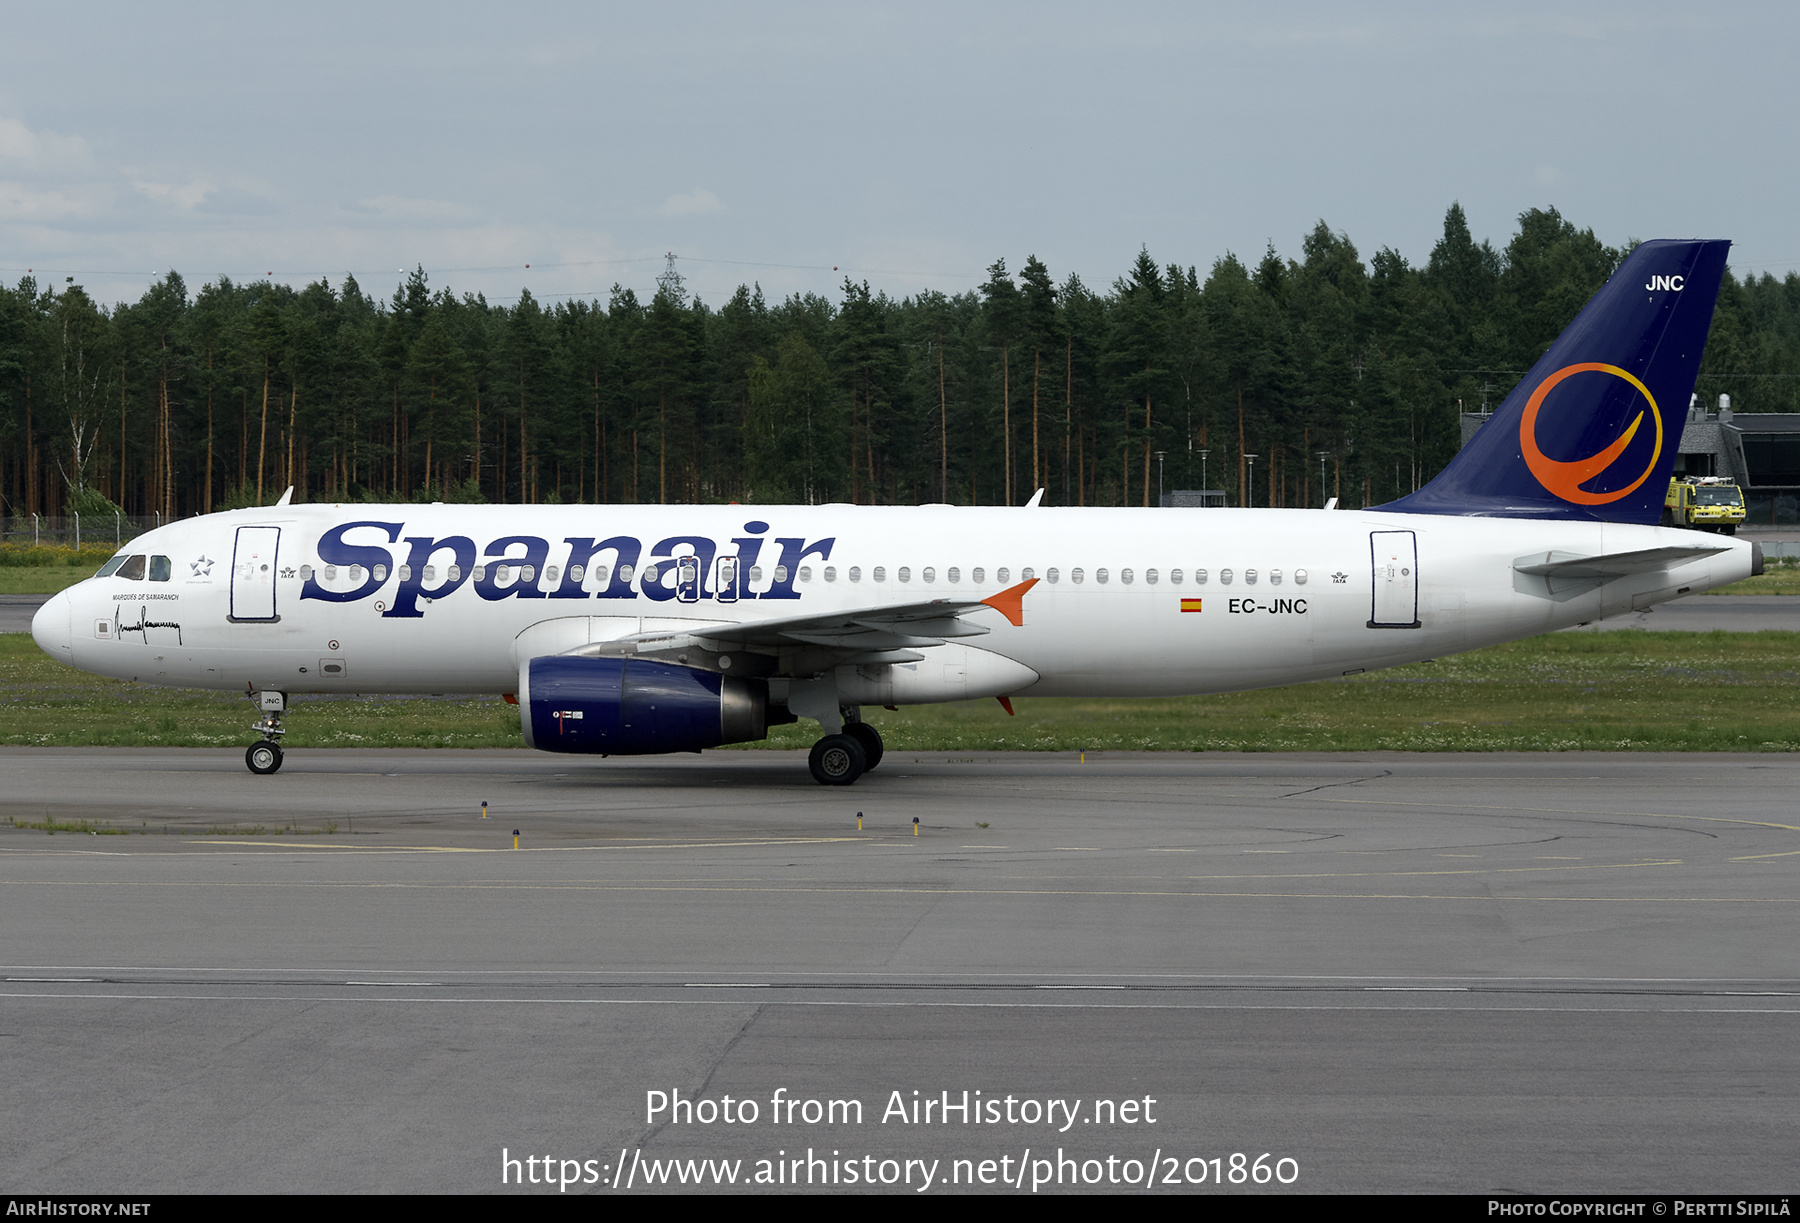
[{"x1": 519, "y1": 656, "x2": 769, "y2": 755}]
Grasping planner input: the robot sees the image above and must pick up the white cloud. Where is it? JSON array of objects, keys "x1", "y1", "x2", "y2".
[
  {"x1": 0, "y1": 116, "x2": 93, "y2": 171},
  {"x1": 660, "y1": 188, "x2": 724, "y2": 217},
  {"x1": 346, "y1": 194, "x2": 480, "y2": 224},
  {"x1": 131, "y1": 178, "x2": 215, "y2": 211},
  {"x1": 0, "y1": 179, "x2": 112, "y2": 222}
]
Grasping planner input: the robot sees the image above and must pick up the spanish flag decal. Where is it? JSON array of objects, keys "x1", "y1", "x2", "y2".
[{"x1": 1180, "y1": 598, "x2": 1203, "y2": 613}]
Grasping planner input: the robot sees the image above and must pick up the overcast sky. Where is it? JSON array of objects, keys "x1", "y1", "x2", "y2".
[{"x1": 2, "y1": 2, "x2": 1792, "y2": 308}]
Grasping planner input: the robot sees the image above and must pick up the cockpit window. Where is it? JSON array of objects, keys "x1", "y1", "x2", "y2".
[
  {"x1": 116, "y1": 555, "x2": 146, "y2": 581},
  {"x1": 95, "y1": 555, "x2": 127, "y2": 578},
  {"x1": 148, "y1": 556, "x2": 172, "y2": 582}
]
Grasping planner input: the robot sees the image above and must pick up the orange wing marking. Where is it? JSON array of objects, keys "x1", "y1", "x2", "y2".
[{"x1": 981, "y1": 577, "x2": 1039, "y2": 627}]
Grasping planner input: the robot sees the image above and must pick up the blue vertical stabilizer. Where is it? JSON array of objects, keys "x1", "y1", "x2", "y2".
[{"x1": 1379, "y1": 239, "x2": 1729, "y2": 522}]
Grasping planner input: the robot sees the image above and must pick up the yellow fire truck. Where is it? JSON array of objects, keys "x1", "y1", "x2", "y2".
[{"x1": 1663, "y1": 476, "x2": 1747, "y2": 533}]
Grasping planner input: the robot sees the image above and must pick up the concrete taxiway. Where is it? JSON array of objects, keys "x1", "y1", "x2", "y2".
[{"x1": 1, "y1": 748, "x2": 1795, "y2": 1194}]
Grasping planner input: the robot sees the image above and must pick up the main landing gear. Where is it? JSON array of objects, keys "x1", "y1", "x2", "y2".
[
  {"x1": 245, "y1": 689, "x2": 287, "y2": 775},
  {"x1": 808, "y1": 720, "x2": 884, "y2": 786}
]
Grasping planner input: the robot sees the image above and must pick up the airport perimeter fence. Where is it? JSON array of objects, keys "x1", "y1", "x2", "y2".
[{"x1": 1, "y1": 514, "x2": 172, "y2": 551}]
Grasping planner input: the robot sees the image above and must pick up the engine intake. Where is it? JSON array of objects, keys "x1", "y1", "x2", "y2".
[{"x1": 520, "y1": 656, "x2": 768, "y2": 755}]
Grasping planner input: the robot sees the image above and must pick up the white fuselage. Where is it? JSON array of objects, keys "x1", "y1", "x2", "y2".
[{"x1": 32, "y1": 503, "x2": 1755, "y2": 705}]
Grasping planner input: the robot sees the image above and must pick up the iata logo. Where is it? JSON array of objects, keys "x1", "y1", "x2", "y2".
[{"x1": 1518, "y1": 362, "x2": 1663, "y2": 506}]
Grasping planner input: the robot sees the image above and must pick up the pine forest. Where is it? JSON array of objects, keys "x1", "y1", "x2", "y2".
[{"x1": 4, "y1": 205, "x2": 1797, "y2": 525}]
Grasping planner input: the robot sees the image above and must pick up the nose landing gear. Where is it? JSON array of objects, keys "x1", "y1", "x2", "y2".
[
  {"x1": 246, "y1": 740, "x2": 284, "y2": 775},
  {"x1": 245, "y1": 689, "x2": 287, "y2": 775}
]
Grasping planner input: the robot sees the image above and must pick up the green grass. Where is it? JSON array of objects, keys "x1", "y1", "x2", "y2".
[
  {"x1": 1702, "y1": 555, "x2": 1800, "y2": 595},
  {"x1": 4, "y1": 630, "x2": 1798, "y2": 753},
  {"x1": 0, "y1": 568, "x2": 99, "y2": 594}
]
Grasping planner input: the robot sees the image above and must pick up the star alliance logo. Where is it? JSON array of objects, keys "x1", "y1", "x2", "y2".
[{"x1": 191, "y1": 555, "x2": 214, "y2": 577}]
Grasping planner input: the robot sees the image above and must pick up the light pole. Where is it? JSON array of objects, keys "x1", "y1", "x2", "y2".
[
  {"x1": 1198, "y1": 449, "x2": 1209, "y2": 503},
  {"x1": 1317, "y1": 451, "x2": 1329, "y2": 507},
  {"x1": 1153, "y1": 450, "x2": 1165, "y2": 506},
  {"x1": 1243, "y1": 454, "x2": 1259, "y2": 508}
]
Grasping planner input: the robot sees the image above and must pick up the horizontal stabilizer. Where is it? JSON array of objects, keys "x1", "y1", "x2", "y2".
[{"x1": 1513, "y1": 545, "x2": 1727, "y2": 581}]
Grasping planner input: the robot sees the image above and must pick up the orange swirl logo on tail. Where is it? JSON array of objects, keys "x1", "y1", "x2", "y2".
[{"x1": 1519, "y1": 362, "x2": 1663, "y2": 505}]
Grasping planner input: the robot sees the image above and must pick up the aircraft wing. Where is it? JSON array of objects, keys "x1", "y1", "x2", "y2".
[{"x1": 607, "y1": 579, "x2": 1038, "y2": 658}]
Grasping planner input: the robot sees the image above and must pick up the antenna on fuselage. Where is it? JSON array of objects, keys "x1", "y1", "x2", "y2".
[
  {"x1": 1025, "y1": 488, "x2": 1045, "y2": 508},
  {"x1": 275, "y1": 486, "x2": 294, "y2": 507}
]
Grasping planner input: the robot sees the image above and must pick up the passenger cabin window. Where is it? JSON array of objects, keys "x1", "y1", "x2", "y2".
[
  {"x1": 1269, "y1": 569, "x2": 1282, "y2": 586},
  {"x1": 592, "y1": 565, "x2": 607, "y2": 585},
  {"x1": 1294, "y1": 569, "x2": 1308, "y2": 586},
  {"x1": 398, "y1": 565, "x2": 412, "y2": 582},
  {"x1": 1071, "y1": 568, "x2": 1084, "y2": 584},
  {"x1": 746, "y1": 566, "x2": 760, "y2": 583},
  {"x1": 773, "y1": 565, "x2": 789, "y2": 583},
  {"x1": 149, "y1": 556, "x2": 172, "y2": 582},
  {"x1": 1219, "y1": 569, "x2": 1232, "y2": 585},
  {"x1": 422, "y1": 566, "x2": 435, "y2": 582},
  {"x1": 1169, "y1": 569, "x2": 1182, "y2": 585},
  {"x1": 349, "y1": 565, "x2": 365, "y2": 582},
  {"x1": 521, "y1": 565, "x2": 536, "y2": 583},
  {"x1": 922, "y1": 567, "x2": 935, "y2": 583},
  {"x1": 1119, "y1": 568, "x2": 1133, "y2": 585},
  {"x1": 823, "y1": 566, "x2": 837, "y2": 582},
  {"x1": 1096, "y1": 568, "x2": 1109, "y2": 584},
  {"x1": 973, "y1": 567, "x2": 985, "y2": 583},
  {"x1": 873, "y1": 566, "x2": 887, "y2": 582},
  {"x1": 1146, "y1": 569, "x2": 1159, "y2": 585},
  {"x1": 1244, "y1": 569, "x2": 1258, "y2": 586},
  {"x1": 947, "y1": 567, "x2": 960, "y2": 583},
  {"x1": 897, "y1": 566, "x2": 911, "y2": 582},
  {"x1": 568, "y1": 564, "x2": 583, "y2": 583},
  {"x1": 117, "y1": 555, "x2": 146, "y2": 580},
  {"x1": 472, "y1": 565, "x2": 487, "y2": 582},
  {"x1": 848, "y1": 566, "x2": 861, "y2": 582},
  {"x1": 324, "y1": 565, "x2": 338, "y2": 580},
  {"x1": 545, "y1": 565, "x2": 559, "y2": 584},
  {"x1": 1046, "y1": 568, "x2": 1059, "y2": 584},
  {"x1": 798, "y1": 566, "x2": 812, "y2": 582},
  {"x1": 1194, "y1": 569, "x2": 1207, "y2": 585},
  {"x1": 299, "y1": 564, "x2": 314, "y2": 582},
  {"x1": 1022, "y1": 567, "x2": 1034, "y2": 581},
  {"x1": 997, "y1": 568, "x2": 1010, "y2": 583},
  {"x1": 373, "y1": 564, "x2": 388, "y2": 582}
]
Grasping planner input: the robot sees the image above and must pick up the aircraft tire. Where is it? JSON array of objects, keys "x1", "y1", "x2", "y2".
[
  {"x1": 844, "y1": 722, "x2": 884, "y2": 771},
  {"x1": 246, "y1": 742, "x2": 284, "y2": 775},
  {"x1": 808, "y1": 734, "x2": 866, "y2": 786}
]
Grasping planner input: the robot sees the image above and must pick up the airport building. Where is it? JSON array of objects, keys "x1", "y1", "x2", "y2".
[{"x1": 1462, "y1": 395, "x2": 1800, "y2": 526}]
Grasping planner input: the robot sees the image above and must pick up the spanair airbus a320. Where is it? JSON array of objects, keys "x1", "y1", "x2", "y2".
[{"x1": 31, "y1": 239, "x2": 1755, "y2": 784}]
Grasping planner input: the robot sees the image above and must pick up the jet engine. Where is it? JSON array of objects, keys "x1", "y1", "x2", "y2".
[{"x1": 519, "y1": 656, "x2": 769, "y2": 755}]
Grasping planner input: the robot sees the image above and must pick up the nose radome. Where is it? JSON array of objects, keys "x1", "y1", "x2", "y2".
[{"x1": 31, "y1": 590, "x2": 73, "y2": 660}]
